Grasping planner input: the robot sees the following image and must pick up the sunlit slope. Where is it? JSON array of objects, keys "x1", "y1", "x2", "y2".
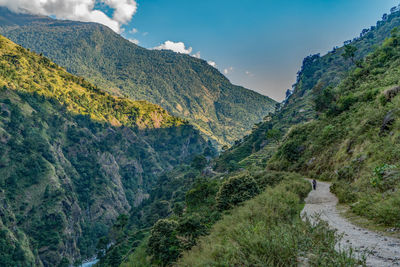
[{"x1": 0, "y1": 7, "x2": 277, "y2": 146}]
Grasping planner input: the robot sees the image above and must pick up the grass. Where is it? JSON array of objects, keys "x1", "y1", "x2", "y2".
[
  {"x1": 267, "y1": 29, "x2": 400, "y2": 228},
  {"x1": 120, "y1": 237, "x2": 152, "y2": 267},
  {"x1": 176, "y1": 178, "x2": 365, "y2": 267},
  {"x1": 337, "y1": 204, "x2": 400, "y2": 239}
]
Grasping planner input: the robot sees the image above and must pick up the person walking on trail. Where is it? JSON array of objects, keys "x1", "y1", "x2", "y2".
[{"x1": 312, "y1": 179, "x2": 317, "y2": 190}]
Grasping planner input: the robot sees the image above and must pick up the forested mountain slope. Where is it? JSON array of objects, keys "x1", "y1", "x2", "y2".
[
  {"x1": 0, "y1": 7, "x2": 276, "y2": 146},
  {"x1": 215, "y1": 8, "x2": 400, "y2": 169},
  {"x1": 0, "y1": 35, "x2": 209, "y2": 267}
]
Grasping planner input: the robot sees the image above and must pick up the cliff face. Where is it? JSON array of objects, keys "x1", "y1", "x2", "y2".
[{"x1": 0, "y1": 35, "x2": 208, "y2": 266}]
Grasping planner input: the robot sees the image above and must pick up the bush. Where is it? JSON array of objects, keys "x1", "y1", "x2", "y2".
[
  {"x1": 185, "y1": 179, "x2": 219, "y2": 211},
  {"x1": 147, "y1": 219, "x2": 181, "y2": 266},
  {"x1": 190, "y1": 155, "x2": 207, "y2": 170},
  {"x1": 331, "y1": 180, "x2": 357, "y2": 203},
  {"x1": 177, "y1": 213, "x2": 207, "y2": 248},
  {"x1": 370, "y1": 163, "x2": 397, "y2": 189},
  {"x1": 177, "y1": 179, "x2": 363, "y2": 267},
  {"x1": 372, "y1": 192, "x2": 400, "y2": 227},
  {"x1": 216, "y1": 174, "x2": 260, "y2": 210}
]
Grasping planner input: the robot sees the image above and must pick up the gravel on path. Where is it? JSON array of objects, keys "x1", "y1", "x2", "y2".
[{"x1": 301, "y1": 179, "x2": 400, "y2": 267}]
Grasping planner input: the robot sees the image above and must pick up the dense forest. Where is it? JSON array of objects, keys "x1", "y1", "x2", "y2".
[{"x1": 0, "y1": 7, "x2": 276, "y2": 146}]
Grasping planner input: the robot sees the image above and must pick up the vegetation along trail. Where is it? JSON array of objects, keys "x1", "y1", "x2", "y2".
[{"x1": 301, "y1": 180, "x2": 400, "y2": 266}]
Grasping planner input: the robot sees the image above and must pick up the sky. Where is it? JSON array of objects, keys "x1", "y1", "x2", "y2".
[{"x1": 1, "y1": 0, "x2": 399, "y2": 101}]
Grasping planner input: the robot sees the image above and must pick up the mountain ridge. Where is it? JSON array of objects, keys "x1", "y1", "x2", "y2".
[{"x1": 0, "y1": 7, "x2": 276, "y2": 146}]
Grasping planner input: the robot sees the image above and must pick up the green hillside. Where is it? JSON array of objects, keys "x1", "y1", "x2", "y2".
[
  {"x1": 214, "y1": 9, "x2": 400, "y2": 170},
  {"x1": 269, "y1": 27, "x2": 400, "y2": 227},
  {"x1": 0, "y1": 35, "x2": 209, "y2": 266},
  {"x1": 109, "y1": 9, "x2": 400, "y2": 267},
  {"x1": 106, "y1": 168, "x2": 362, "y2": 267},
  {"x1": 0, "y1": 7, "x2": 276, "y2": 146},
  {"x1": 3, "y1": 5, "x2": 400, "y2": 267},
  {"x1": 208, "y1": 10, "x2": 400, "y2": 230}
]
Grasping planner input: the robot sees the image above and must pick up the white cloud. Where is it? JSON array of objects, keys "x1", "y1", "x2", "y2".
[
  {"x1": 207, "y1": 61, "x2": 217, "y2": 67},
  {"x1": 0, "y1": 0, "x2": 137, "y2": 33},
  {"x1": 142, "y1": 32, "x2": 148, "y2": 36},
  {"x1": 192, "y1": 51, "x2": 201, "y2": 58},
  {"x1": 224, "y1": 66, "x2": 234, "y2": 75},
  {"x1": 129, "y1": 28, "x2": 138, "y2": 34},
  {"x1": 153, "y1": 41, "x2": 193, "y2": 54},
  {"x1": 128, "y1": 38, "x2": 139, "y2": 44}
]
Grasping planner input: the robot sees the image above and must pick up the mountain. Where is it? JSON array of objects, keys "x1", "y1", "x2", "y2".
[
  {"x1": 269, "y1": 26, "x2": 400, "y2": 228},
  {"x1": 211, "y1": 7, "x2": 400, "y2": 231},
  {"x1": 66, "y1": 7, "x2": 400, "y2": 267},
  {"x1": 0, "y1": 7, "x2": 276, "y2": 146},
  {"x1": 122, "y1": 10, "x2": 400, "y2": 266},
  {"x1": 214, "y1": 9, "x2": 400, "y2": 170},
  {"x1": 0, "y1": 34, "x2": 210, "y2": 266}
]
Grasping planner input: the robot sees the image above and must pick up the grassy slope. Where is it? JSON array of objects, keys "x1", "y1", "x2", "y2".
[
  {"x1": 0, "y1": 7, "x2": 276, "y2": 146},
  {"x1": 121, "y1": 175, "x2": 363, "y2": 267},
  {"x1": 177, "y1": 178, "x2": 363, "y2": 267},
  {"x1": 214, "y1": 10, "x2": 400, "y2": 169},
  {"x1": 268, "y1": 28, "x2": 400, "y2": 228},
  {"x1": 0, "y1": 35, "x2": 208, "y2": 266}
]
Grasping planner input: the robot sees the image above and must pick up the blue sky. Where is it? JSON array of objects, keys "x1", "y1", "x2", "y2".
[
  {"x1": 2, "y1": 0, "x2": 399, "y2": 100},
  {"x1": 118, "y1": 0, "x2": 399, "y2": 101}
]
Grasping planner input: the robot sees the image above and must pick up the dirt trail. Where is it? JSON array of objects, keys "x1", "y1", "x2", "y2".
[{"x1": 301, "y1": 180, "x2": 400, "y2": 266}]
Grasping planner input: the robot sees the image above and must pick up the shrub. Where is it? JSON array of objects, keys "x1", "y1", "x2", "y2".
[
  {"x1": 147, "y1": 219, "x2": 181, "y2": 266},
  {"x1": 372, "y1": 192, "x2": 400, "y2": 227},
  {"x1": 185, "y1": 179, "x2": 219, "y2": 211},
  {"x1": 337, "y1": 165, "x2": 355, "y2": 181},
  {"x1": 190, "y1": 155, "x2": 207, "y2": 170},
  {"x1": 252, "y1": 170, "x2": 286, "y2": 190},
  {"x1": 331, "y1": 180, "x2": 357, "y2": 203},
  {"x1": 216, "y1": 174, "x2": 260, "y2": 210},
  {"x1": 177, "y1": 213, "x2": 207, "y2": 248}
]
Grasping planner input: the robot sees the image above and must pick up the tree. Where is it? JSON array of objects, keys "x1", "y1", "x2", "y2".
[
  {"x1": 314, "y1": 87, "x2": 335, "y2": 113},
  {"x1": 266, "y1": 128, "x2": 282, "y2": 144},
  {"x1": 342, "y1": 44, "x2": 363, "y2": 68},
  {"x1": 342, "y1": 45, "x2": 357, "y2": 63},
  {"x1": 177, "y1": 213, "x2": 207, "y2": 248},
  {"x1": 191, "y1": 155, "x2": 207, "y2": 170},
  {"x1": 147, "y1": 219, "x2": 181, "y2": 266},
  {"x1": 216, "y1": 174, "x2": 260, "y2": 210},
  {"x1": 110, "y1": 214, "x2": 128, "y2": 242},
  {"x1": 185, "y1": 179, "x2": 219, "y2": 211}
]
